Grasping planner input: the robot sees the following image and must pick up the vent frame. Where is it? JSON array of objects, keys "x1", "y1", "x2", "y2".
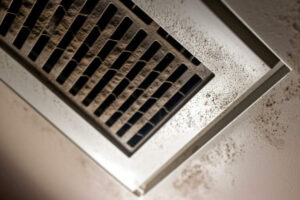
[{"x1": 0, "y1": 0, "x2": 290, "y2": 196}]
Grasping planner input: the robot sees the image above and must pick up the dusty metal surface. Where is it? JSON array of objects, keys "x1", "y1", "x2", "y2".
[
  {"x1": 0, "y1": 0, "x2": 289, "y2": 196},
  {"x1": 0, "y1": 0, "x2": 213, "y2": 155},
  {"x1": 0, "y1": 0, "x2": 299, "y2": 199}
]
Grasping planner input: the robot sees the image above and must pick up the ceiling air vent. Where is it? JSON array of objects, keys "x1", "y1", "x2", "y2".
[
  {"x1": 0, "y1": 0, "x2": 214, "y2": 155},
  {"x1": 1, "y1": 0, "x2": 290, "y2": 196}
]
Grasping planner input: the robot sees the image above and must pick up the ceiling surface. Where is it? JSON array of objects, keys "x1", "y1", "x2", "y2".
[{"x1": 0, "y1": 0, "x2": 299, "y2": 199}]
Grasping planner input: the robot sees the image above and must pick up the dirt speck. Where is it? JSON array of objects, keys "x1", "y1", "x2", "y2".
[
  {"x1": 173, "y1": 162, "x2": 212, "y2": 195},
  {"x1": 276, "y1": 1, "x2": 300, "y2": 73},
  {"x1": 173, "y1": 137, "x2": 244, "y2": 196},
  {"x1": 231, "y1": 179, "x2": 236, "y2": 187},
  {"x1": 78, "y1": 157, "x2": 89, "y2": 169},
  {"x1": 253, "y1": 97, "x2": 286, "y2": 149},
  {"x1": 251, "y1": 78, "x2": 300, "y2": 149},
  {"x1": 22, "y1": 105, "x2": 29, "y2": 112},
  {"x1": 292, "y1": 22, "x2": 300, "y2": 33}
]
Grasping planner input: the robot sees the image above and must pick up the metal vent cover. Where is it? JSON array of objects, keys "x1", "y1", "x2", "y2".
[
  {"x1": 0, "y1": 0, "x2": 214, "y2": 155},
  {"x1": 1, "y1": 0, "x2": 291, "y2": 196}
]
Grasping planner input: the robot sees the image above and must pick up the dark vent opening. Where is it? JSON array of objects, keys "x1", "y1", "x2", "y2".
[
  {"x1": 119, "y1": 89, "x2": 143, "y2": 112},
  {"x1": 73, "y1": 43, "x2": 89, "y2": 62},
  {"x1": 182, "y1": 49, "x2": 193, "y2": 60},
  {"x1": 132, "y1": 6, "x2": 152, "y2": 25},
  {"x1": 126, "y1": 61, "x2": 145, "y2": 80},
  {"x1": 138, "y1": 123, "x2": 153, "y2": 136},
  {"x1": 128, "y1": 112, "x2": 143, "y2": 125},
  {"x1": 84, "y1": 27, "x2": 100, "y2": 47},
  {"x1": 98, "y1": 40, "x2": 117, "y2": 60},
  {"x1": 157, "y1": 27, "x2": 201, "y2": 66},
  {"x1": 167, "y1": 64, "x2": 187, "y2": 82},
  {"x1": 119, "y1": 0, "x2": 152, "y2": 24},
  {"x1": 98, "y1": 4, "x2": 118, "y2": 31},
  {"x1": 28, "y1": 34, "x2": 50, "y2": 61},
  {"x1": 106, "y1": 111, "x2": 122, "y2": 127},
  {"x1": 126, "y1": 29, "x2": 147, "y2": 51},
  {"x1": 51, "y1": 6, "x2": 65, "y2": 28},
  {"x1": 48, "y1": 0, "x2": 74, "y2": 32},
  {"x1": 154, "y1": 53, "x2": 175, "y2": 72},
  {"x1": 0, "y1": 14, "x2": 16, "y2": 36},
  {"x1": 45, "y1": 0, "x2": 73, "y2": 37},
  {"x1": 111, "y1": 51, "x2": 131, "y2": 69},
  {"x1": 82, "y1": 70, "x2": 116, "y2": 106},
  {"x1": 128, "y1": 135, "x2": 143, "y2": 147},
  {"x1": 117, "y1": 123, "x2": 131, "y2": 137},
  {"x1": 0, "y1": 0, "x2": 22, "y2": 35},
  {"x1": 164, "y1": 92, "x2": 184, "y2": 111},
  {"x1": 191, "y1": 57, "x2": 201, "y2": 66},
  {"x1": 69, "y1": 76, "x2": 89, "y2": 96},
  {"x1": 113, "y1": 79, "x2": 130, "y2": 96},
  {"x1": 139, "y1": 71, "x2": 159, "y2": 89},
  {"x1": 56, "y1": 60, "x2": 78, "y2": 84},
  {"x1": 166, "y1": 35, "x2": 183, "y2": 52},
  {"x1": 111, "y1": 17, "x2": 133, "y2": 40},
  {"x1": 57, "y1": 31, "x2": 73, "y2": 49},
  {"x1": 13, "y1": 27, "x2": 30, "y2": 49},
  {"x1": 119, "y1": 0, "x2": 134, "y2": 9},
  {"x1": 140, "y1": 41, "x2": 161, "y2": 61},
  {"x1": 8, "y1": 0, "x2": 22, "y2": 13},
  {"x1": 42, "y1": 48, "x2": 63, "y2": 73},
  {"x1": 139, "y1": 98, "x2": 157, "y2": 112},
  {"x1": 70, "y1": 15, "x2": 86, "y2": 33},
  {"x1": 180, "y1": 75, "x2": 202, "y2": 95},
  {"x1": 83, "y1": 58, "x2": 102, "y2": 77},
  {"x1": 57, "y1": 15, "x2": 86, "y2": 49},
  {"x1": 80, "y1": 0, "x2": 98, "y2": 14},
  {"x1": 61, "y1": 0, "x2": 74, "y2": 10},
  {"x1": 150, "y1": 108, "x2": 168, "y2": 125},
  {"x1": 152, "y1": 82, "x2": 172, "y2": 98},
  {"x1": 94, "y1": 94, "x2": 116, "y2": 117},
  {"x1": 157, "y1": 27, "x2": 168, "y2": 38},
  {"x1": 24, "y1": 0, "x2": 49, "y2": 29}
]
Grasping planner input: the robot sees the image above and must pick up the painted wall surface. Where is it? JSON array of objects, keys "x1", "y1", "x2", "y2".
[{"x1": 0, "y1": 0, "x2": 299, "y2": 199}]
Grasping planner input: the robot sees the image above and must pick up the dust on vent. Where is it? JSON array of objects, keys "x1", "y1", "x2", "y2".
[{"x1": 0, "y1": 0, "x2": 214, "y2": 155}]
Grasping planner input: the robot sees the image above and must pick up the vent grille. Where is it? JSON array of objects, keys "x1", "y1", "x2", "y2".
[{"x1": 0, "y1": 0, "x2": 214, "y2": 155}]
